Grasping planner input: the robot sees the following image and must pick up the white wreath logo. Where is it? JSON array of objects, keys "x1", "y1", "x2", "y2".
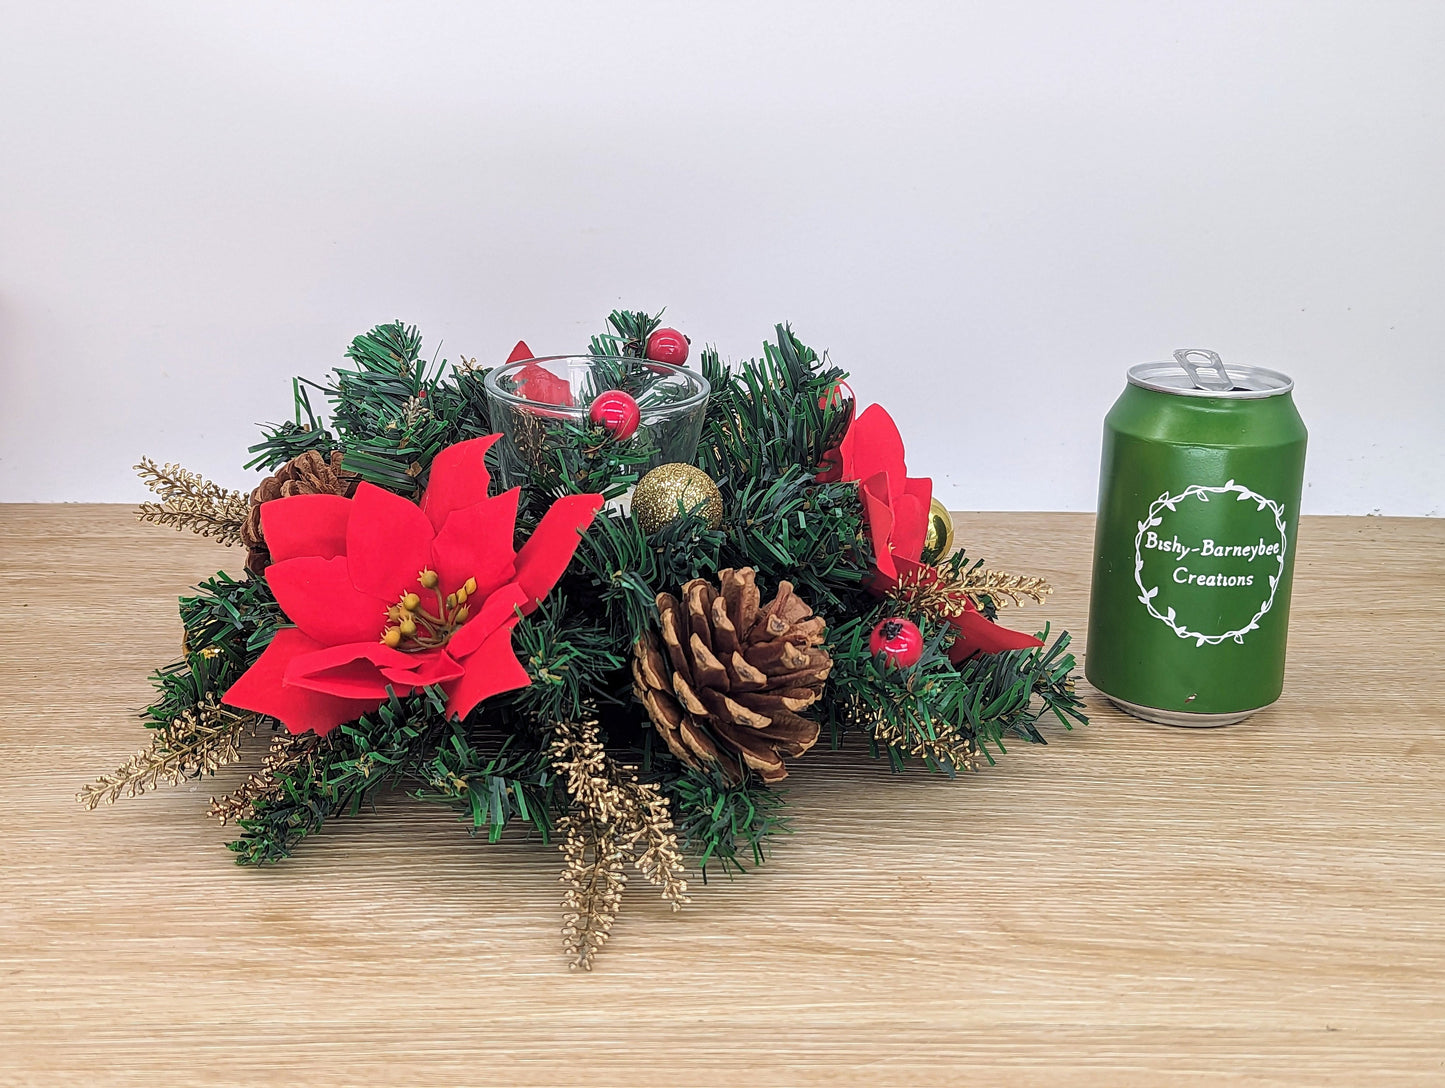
[{"x1": 1133, "y1": 480, "x2": 1288, "y2": 647}]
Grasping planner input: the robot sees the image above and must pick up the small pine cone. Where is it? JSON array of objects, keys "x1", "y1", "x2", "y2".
[
  {"x1": 632, "y1": 567, "x2": 830, "y2": 784},
  {"x1": 241, "y1": 450, "x2": 357, "y2": 574}
]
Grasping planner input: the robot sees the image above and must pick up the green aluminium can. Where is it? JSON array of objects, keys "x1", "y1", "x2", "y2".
[{"x1": 1086, "y1": 350, "x2": 1308, "y2": 726}]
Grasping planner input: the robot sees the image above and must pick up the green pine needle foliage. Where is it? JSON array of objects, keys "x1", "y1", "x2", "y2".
[
  {"x1": 672, "y1": 765, "x2": 789, "y2": 878},
  {"x1": 247, "y1": 321, "x2": 496, "y2": 494},
  {"x1": 138, "y1": 572, "x2": 283, "y2": 743},
  {"x1": 413, "y1": 726, "x2": 557, "y2": 844}
]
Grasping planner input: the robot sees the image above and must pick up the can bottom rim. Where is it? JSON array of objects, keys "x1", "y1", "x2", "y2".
[{"x1": 1105, "y1": 695, "x2": 1275, "y2": 728}]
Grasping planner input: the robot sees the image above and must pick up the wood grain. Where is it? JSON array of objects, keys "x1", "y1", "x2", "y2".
[{"x1": 1, "y1": 505, "x2": 1441, "y2": 1087}]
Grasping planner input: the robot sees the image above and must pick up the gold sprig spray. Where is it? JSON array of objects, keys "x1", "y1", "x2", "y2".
[
  {"x1": 78, "y1": 698, "x2": 255, "y2": 809},
  {"x1": 548, "y1": 718, "x2": 689, "y2": 970},
  {"x1": 888, "y1": 562, "x2": 1052, "y2": 623},
  {"x1": 208, "y1": 731, "x2": 323, "y2": 825},
  {"x1": 135, "y1": 458, "x2": 251, "y2": 546},
  {"x1": 852, "y1": 691, "x2": 979, "y2": 772}
]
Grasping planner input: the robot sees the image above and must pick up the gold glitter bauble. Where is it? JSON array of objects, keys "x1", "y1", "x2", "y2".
[
  {"x1": 919, "y1": 497, "x2": 955, "y2": 565},
  {"x1": 632, "y1": 463, "x2": 723, "y2": 535}
]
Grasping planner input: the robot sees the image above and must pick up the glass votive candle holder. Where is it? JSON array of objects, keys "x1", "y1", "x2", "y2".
[{"x1": 483, "y1": 355, "x2": 711, "y2": 489}]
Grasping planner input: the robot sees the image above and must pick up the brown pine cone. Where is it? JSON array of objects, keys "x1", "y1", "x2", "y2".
[
  {"x1": 632, "y1": 567, "x2": 831, "y2": 784},
  {"x1": 241, "y1": 450, "x2": 358, "y2": 574}
]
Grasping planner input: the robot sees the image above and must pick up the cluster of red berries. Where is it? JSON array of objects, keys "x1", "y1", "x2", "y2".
[{"x1": 587, "y1": 326, "x2": 691, "y2": 441}]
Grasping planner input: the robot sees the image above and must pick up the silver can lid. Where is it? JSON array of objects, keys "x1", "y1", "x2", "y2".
[{"x1": 1128, "y1": 349, "x2": 1294, "y2": 399}]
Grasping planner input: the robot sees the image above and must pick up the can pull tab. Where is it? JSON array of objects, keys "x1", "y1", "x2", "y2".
[{"x1": 1173, "y1": 348, "x2": 1235, "y2": 392}]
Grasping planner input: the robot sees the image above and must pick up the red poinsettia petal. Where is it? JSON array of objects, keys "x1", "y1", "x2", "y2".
[
  {"x1": 511, "y1": 493, "x2": 603, "y2": 614},
  {"x1": 444, "y1": 618, "x2": 530, "y2": 720},
  {"x1": 506, "y1": 340, "x2": 534, "y2": 363},
  {"x1": 859, "y1": 473, "x2": 900, "y2": 583},
  {"x1": 445, "y1": 582, "x2": 530, "y2": 661},
  {"x1": 260, "y1": 494, "x2": 352, "y2": 563},
  {"x1": 378, "y1": 648, "x2": 467, "y2": 691},
  {"x1": 266, "y1": 556, "x2": 390, "y2": 646},
  {"x1": 891, "y1": 476, "x2": 933, "y2": 566},
  {"x1": 288, "y1": 656, "x2": 394, "y2": 700},
  {"x1": 345, "y1": 482, "x2": 435, "y2": 601},
  {"x1": 221, "y1": 628, "x2": 379, "y2": 736},
  {"x1": 429, "y1": 488, "x2": 519, "y2": 598},
  {"x1": 841, "y1": 404, "x2": 909, "y2": 493},
  {"x1": 946, "y1": 604, "x2": 1044, "y2": 662},
  {"x1": 283, "y1": 641, "x2": 405, "y2": 699},
  {"x1": 284, "y1": 640, "x2": 464, "y2": 699},
  {"x1": 420, "y1": 435, "x2": 502, "y2": 534}
]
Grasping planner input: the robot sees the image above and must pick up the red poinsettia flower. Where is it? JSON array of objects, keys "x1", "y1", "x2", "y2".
[
  {"x1": 223, "y1": 436, "x2": 603, "y2": 736},
  {"x1": 821, "y1": 404, "x2": 1042, "y2": 661}
]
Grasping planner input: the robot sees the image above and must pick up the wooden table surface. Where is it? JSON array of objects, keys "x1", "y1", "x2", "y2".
[{"x1": 1, "y1": 505, "x2": 1441, "y2": 1087}]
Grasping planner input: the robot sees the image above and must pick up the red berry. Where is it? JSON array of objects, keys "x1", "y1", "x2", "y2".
[
  {"x1": 869, "y1": 617, "x2": 924, "y2": 668},
  {"x1": 589, "y1": 389, "x2": 641, "y2": 440},
  {"x1": 645, "y1": 327, "x2": 689, "y2": 366}
]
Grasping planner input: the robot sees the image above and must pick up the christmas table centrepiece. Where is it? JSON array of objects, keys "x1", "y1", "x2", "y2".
[{"x1": 81, "y1": 309, "x2": 1086, "y2": 970}]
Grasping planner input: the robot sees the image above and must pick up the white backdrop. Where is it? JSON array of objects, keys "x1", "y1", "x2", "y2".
[{"x1": 1, "y1": 1, "x2": 1441, "y2": 514}]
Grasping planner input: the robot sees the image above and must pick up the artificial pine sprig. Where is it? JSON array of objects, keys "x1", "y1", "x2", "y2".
[
  {"x1": 227, "y1": 689, "x2": 451, "y2": 865},
  {"x1": 245, "y1": 379, "x2": 336, "y2": 472},
  {"x1": 509, "y1": 595, "x2": 629, "y2": 724},
  {"x1": 718, "y1": 468, "x2": 867, "y2": 614},
  {"x1": 697, "y1": 326, "x2": 851, "y2": 481},
  {"x1": 513, "y1": 417, "x2": 654, "y2": 517},
  {"x1": 671, "y1": 764, "x2": 789, "y2": 877},
  {"x1": 250, "y1": 322, "x2": 494, "y2": 496},
  {"x1": 824, "y1": 615, "x2": 981, "y2": 774},
  {"x1": 327, "y1": 322, "x2": 455, "y2": 493},
  {"x1": 953, "y1": 626, "x2": 1087, "y2": 754},
  {"x1": 415, "y1": 726, "x2": 557, "y2": 844},
  {"x1": 179, "y1": 571, "x2": 285, "y2": 662},
  {"x1": 572, "y1": 506, "x2": 727, "y2": 644},
  {"x1": 588, "y1": 308, "x2": 663, "y2": 359}
]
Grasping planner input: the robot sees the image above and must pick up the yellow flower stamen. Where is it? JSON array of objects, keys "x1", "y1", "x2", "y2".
[{"x1": 381, "y1": 571, "x2": 481, "y2": 652}]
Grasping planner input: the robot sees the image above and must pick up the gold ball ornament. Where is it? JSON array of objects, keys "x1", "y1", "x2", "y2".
[
  {"x1": 632, "y1": 463, "x2": 723, "y2": 535},
  {"x1": 919, "y1": 497, "x2": 955, "y2": 565}
]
